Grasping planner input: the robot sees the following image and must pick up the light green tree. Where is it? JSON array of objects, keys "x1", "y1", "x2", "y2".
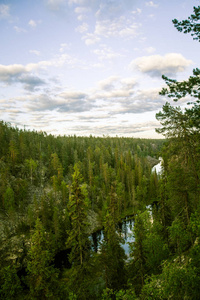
[{"x1": 25, "y1": 158, "x2": 37, "y2": 185}]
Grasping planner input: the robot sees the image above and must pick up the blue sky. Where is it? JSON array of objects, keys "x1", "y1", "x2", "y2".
[{"x1": 0, "y1": 0, "x2": 199, "y2": 138}]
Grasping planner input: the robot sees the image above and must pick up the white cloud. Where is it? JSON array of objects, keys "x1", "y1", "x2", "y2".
[
  {"x1": 0, "y1": 51, "x2": 87, "y2": 90},
  {"x1": 0, "y1": 64, "x2": 28, "y2": 81},
  {"x1": 74, "y1": 6, "x2": 90, "y2": 14},
  {"x1": 25, "y1": 91, "x2": 93, "y2": 113},
  {"x1": 148, "y1": 14, "x2": 155, "y2": 19},
  {"x1": 59, "y1": 43, "x2": 71, "y2": 52},
  {"x1": 90, "y1": 76, "x2": 137, "y2": 101},
  {"x1": 145, "y1": 1, "x2": 158, "y2": 8},
  {"x1": 46, "y1": 0, "x2": 66, "y2": 11},
  {"x1": 18, "y1": 75, "x2": 46, "y2": 91},
  {"x1": 28, "y1": 19, "x2": 37, "y2": 28},
  {"x1": 145, "y1": 46, "x2": 156, "y2": 54},
  {"x1": 25, "y1": 94, "x2": 59, "y2": 111},
  {"x1": 95, "y1": 17, "x2": 140, "y2": 39},
  {"x1": 0, "y1": 64, "x2": 45, "y2": 90},
  {"x1": 132, "y1": 8, "x2": 142, "y2": 15},
  {"x1": 96, "y1": 89, "x2": 134, "y2": 99},
  {"x1": 76, "y1": 22, "x2": 89, "y2": 33},
  {"x1": 112, "y1": 87, "x2": 166, "y2": 114},
  {"x1": 93, "y1": 45, "x2": 123, "y2": 61},
  {"x1": 83, "y1": 33, "x2": 101, "y2": 45},
  {"x1": 74, "y1": 6, "x2": 88, "y2": 14},
  {"x1": 95, "y1": 0, "x2": 139, "y2": 20},
  {"x1": 82, "y1": 16, "x2": 140, "y2": 46},
  {"x1": 121, "y1": 78, "x2": 137, "y2": 89},
  {"x1": 0, "y1": 63, "x2": 46, "y2": 86},
  {"x1": 59, "y1": 91, "x2": 86, "y2": 99},
  {"x1": 68, "y1": 0, "x2": 86, "y2": 5},
  {"x1": 26, "y1": 52, "x2": 82, "y2": 70},
  {"x1": 14, "y1": 26, "x2": 27, "y2": 33},
  {"x1": 77, "y1": 14, "x2": 86, "y2": 21},
  {"x1": 68, "y1": 0, "x2": 89, "y2": 5},
  {"x1": 74, "y1": 6, "x2": 90, "y2": 21},
  {"x1": 130, "y1": 53, "x2": 193, "y2": 77},
  {"x1": 68, "y1": 120, "x2": 161, "y2": 137},
  {"x1": 91, "y1": 63, "x2": 104, "y2": 68},
  {"x1": 29, "y1": 50, "x2": 41, "y2": 56},
  {"x1": 97, "y1": 76, "x2": 120, "y2": 90},
  {"x1": 0, "y1": 4, "x2": 10, "y2": 19}
]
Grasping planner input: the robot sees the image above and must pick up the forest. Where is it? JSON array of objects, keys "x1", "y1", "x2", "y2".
[
  {"x1": 0, "y1": 119, "x2": 163, "y2": 299},
  {"x1": 0, "y1": 4, "x2": 200, "y2": 300}
]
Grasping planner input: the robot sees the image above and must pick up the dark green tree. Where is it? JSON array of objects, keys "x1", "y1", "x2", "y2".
[
  {"x1": 100, "y1": 186, "x2": 127, "y2": 293},
  {"x1": 3, "y1": 186, "x2": 15, "y2": 212},
  {"x1": 156, "y1": 2, "x2": 200, "y2": 229},
  {"x1": 144, "y1": 4, "x2": 200, "y2": 299},
  {"x1": 0, "y1": 265, "x2": 22, "y2": 300},
  {"x1": 27, "y1": 218, "x2": 59, "y2": 299},
  {"x1": 66, "y1": 164, "x2": 89, "y2": 266},
  {"x1": 172, "y1": 5, "x2": 200, "y2": 41}
]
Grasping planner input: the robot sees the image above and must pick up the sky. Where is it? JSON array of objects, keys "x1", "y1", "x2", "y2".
[{"x1": 0, "y1": 0, "x2": 200, "y2": 138}]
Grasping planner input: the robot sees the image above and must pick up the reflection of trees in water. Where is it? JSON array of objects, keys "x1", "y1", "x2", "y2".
[{"x1": 91, "y1": 216, "x2": 135, "y2": 254}]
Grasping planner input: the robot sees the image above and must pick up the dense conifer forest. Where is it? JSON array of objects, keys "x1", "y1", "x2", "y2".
[
  {"x1": 1, "y1": 4, "x2": 200, "y2": 299},
  {"x1": 0, "y1": 120, "x2": 163, "y2": 299}
]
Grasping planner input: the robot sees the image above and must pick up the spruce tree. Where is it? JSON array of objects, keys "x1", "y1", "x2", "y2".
[
  {"x1": 66, "y1": 163, "x2": 89, "y2": 265},
  {"x1": 27, "y1": 218, "x2": 59, "y2": 299}
]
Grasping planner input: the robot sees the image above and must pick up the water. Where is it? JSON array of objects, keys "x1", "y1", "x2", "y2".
[
  {"x1": 91, "y1": 217, "x2": 135, "y2": 255},
  {"x1": 91, "y1": 159, "x2": 162, "y2": 256},
  {"x1": 120, "y1": 217, "x2": 134, "y2": 255},
  {"x1": 152, "y1": 157, "x2": 163, "y2": 175}
]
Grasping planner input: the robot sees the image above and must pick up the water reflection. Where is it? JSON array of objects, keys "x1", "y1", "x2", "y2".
[
  {"x1": 91, "y1": 159, "x2": 162, "y2": 256},
  {"x1": 91, "y1": 216, "x2": 135, "y2": 255}
]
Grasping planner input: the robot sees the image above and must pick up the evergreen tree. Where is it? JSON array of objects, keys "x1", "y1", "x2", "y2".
[
  {"x1": 3, "y1": 186, "x2": 15, "y2": 212},
  {"x1": 156, "y1": 1, "x2": 200, "y2": 233},
  {"x1": 100, "y1": 186, "x2": 127, "y2": 293},
  {"x1": 25, "y1": 158, "x2": 37, "y2": 185},
  {"x1": 141, "y1": 4, "x2": 200, "y2": 299},
  {"x1": 0, "y1": 265, "x2": 22, "y2": 300},
  {"x1": 66, "y1": 164, "x2": 90, "y2": 265},
  {"x1": 27, "y1": 218, "x2": 59, "y2": 299}
]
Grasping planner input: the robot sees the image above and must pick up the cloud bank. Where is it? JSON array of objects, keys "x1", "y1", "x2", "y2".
[{"x1": 130, "y1": 53, "x2": 192, "y2": 77}]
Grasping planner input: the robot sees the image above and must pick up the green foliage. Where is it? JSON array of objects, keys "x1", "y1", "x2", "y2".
[
  {"x1": 25, "y1": 158, "x2": 37, "y2": 185},
  {"x1": 99, "y1": 190, "x2": 127, "y2": 292},
  {"x1": 143, "y1": 3, "x2": 200, "y2": 299},
  {"x1": 63, "y1": 263, "x2": 95, "y2": 299},
  {"x1": 0, "y1": 265, "x2": 22, "y2": 299},
  {"x1": 66, "y1": 164, "x2": 90, "y2": 265},
  {"x1": 27, "y1": 218, "x2": 59, "y2": 299},
  {"x1": 141, "y1": 258, "x2": 200, "y2": 300},
  {"x1": 168, "y1": 218, "x2": 191, "y2": 257},
  {"x1": 172, "y1": 5, "x2": 200, "y2": 41},
  {"x1": 0, "y1": 120, "x2": 164, "y2": 298},
  {"x1": 3, "y1": 186, "x2": 15, "y2": 211},
  {"x1": 102, "y1": 287, "x2": 137, "y2": 300},
  {"x1": 101, "y1": 288, "x2": 115, "y2": 300},
  {"x1": 128, "y1": 211, "x2": 169, "y2": 295},
  {"x1": 1, "y1": 2, "x2": 200, "y2": 298}
]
